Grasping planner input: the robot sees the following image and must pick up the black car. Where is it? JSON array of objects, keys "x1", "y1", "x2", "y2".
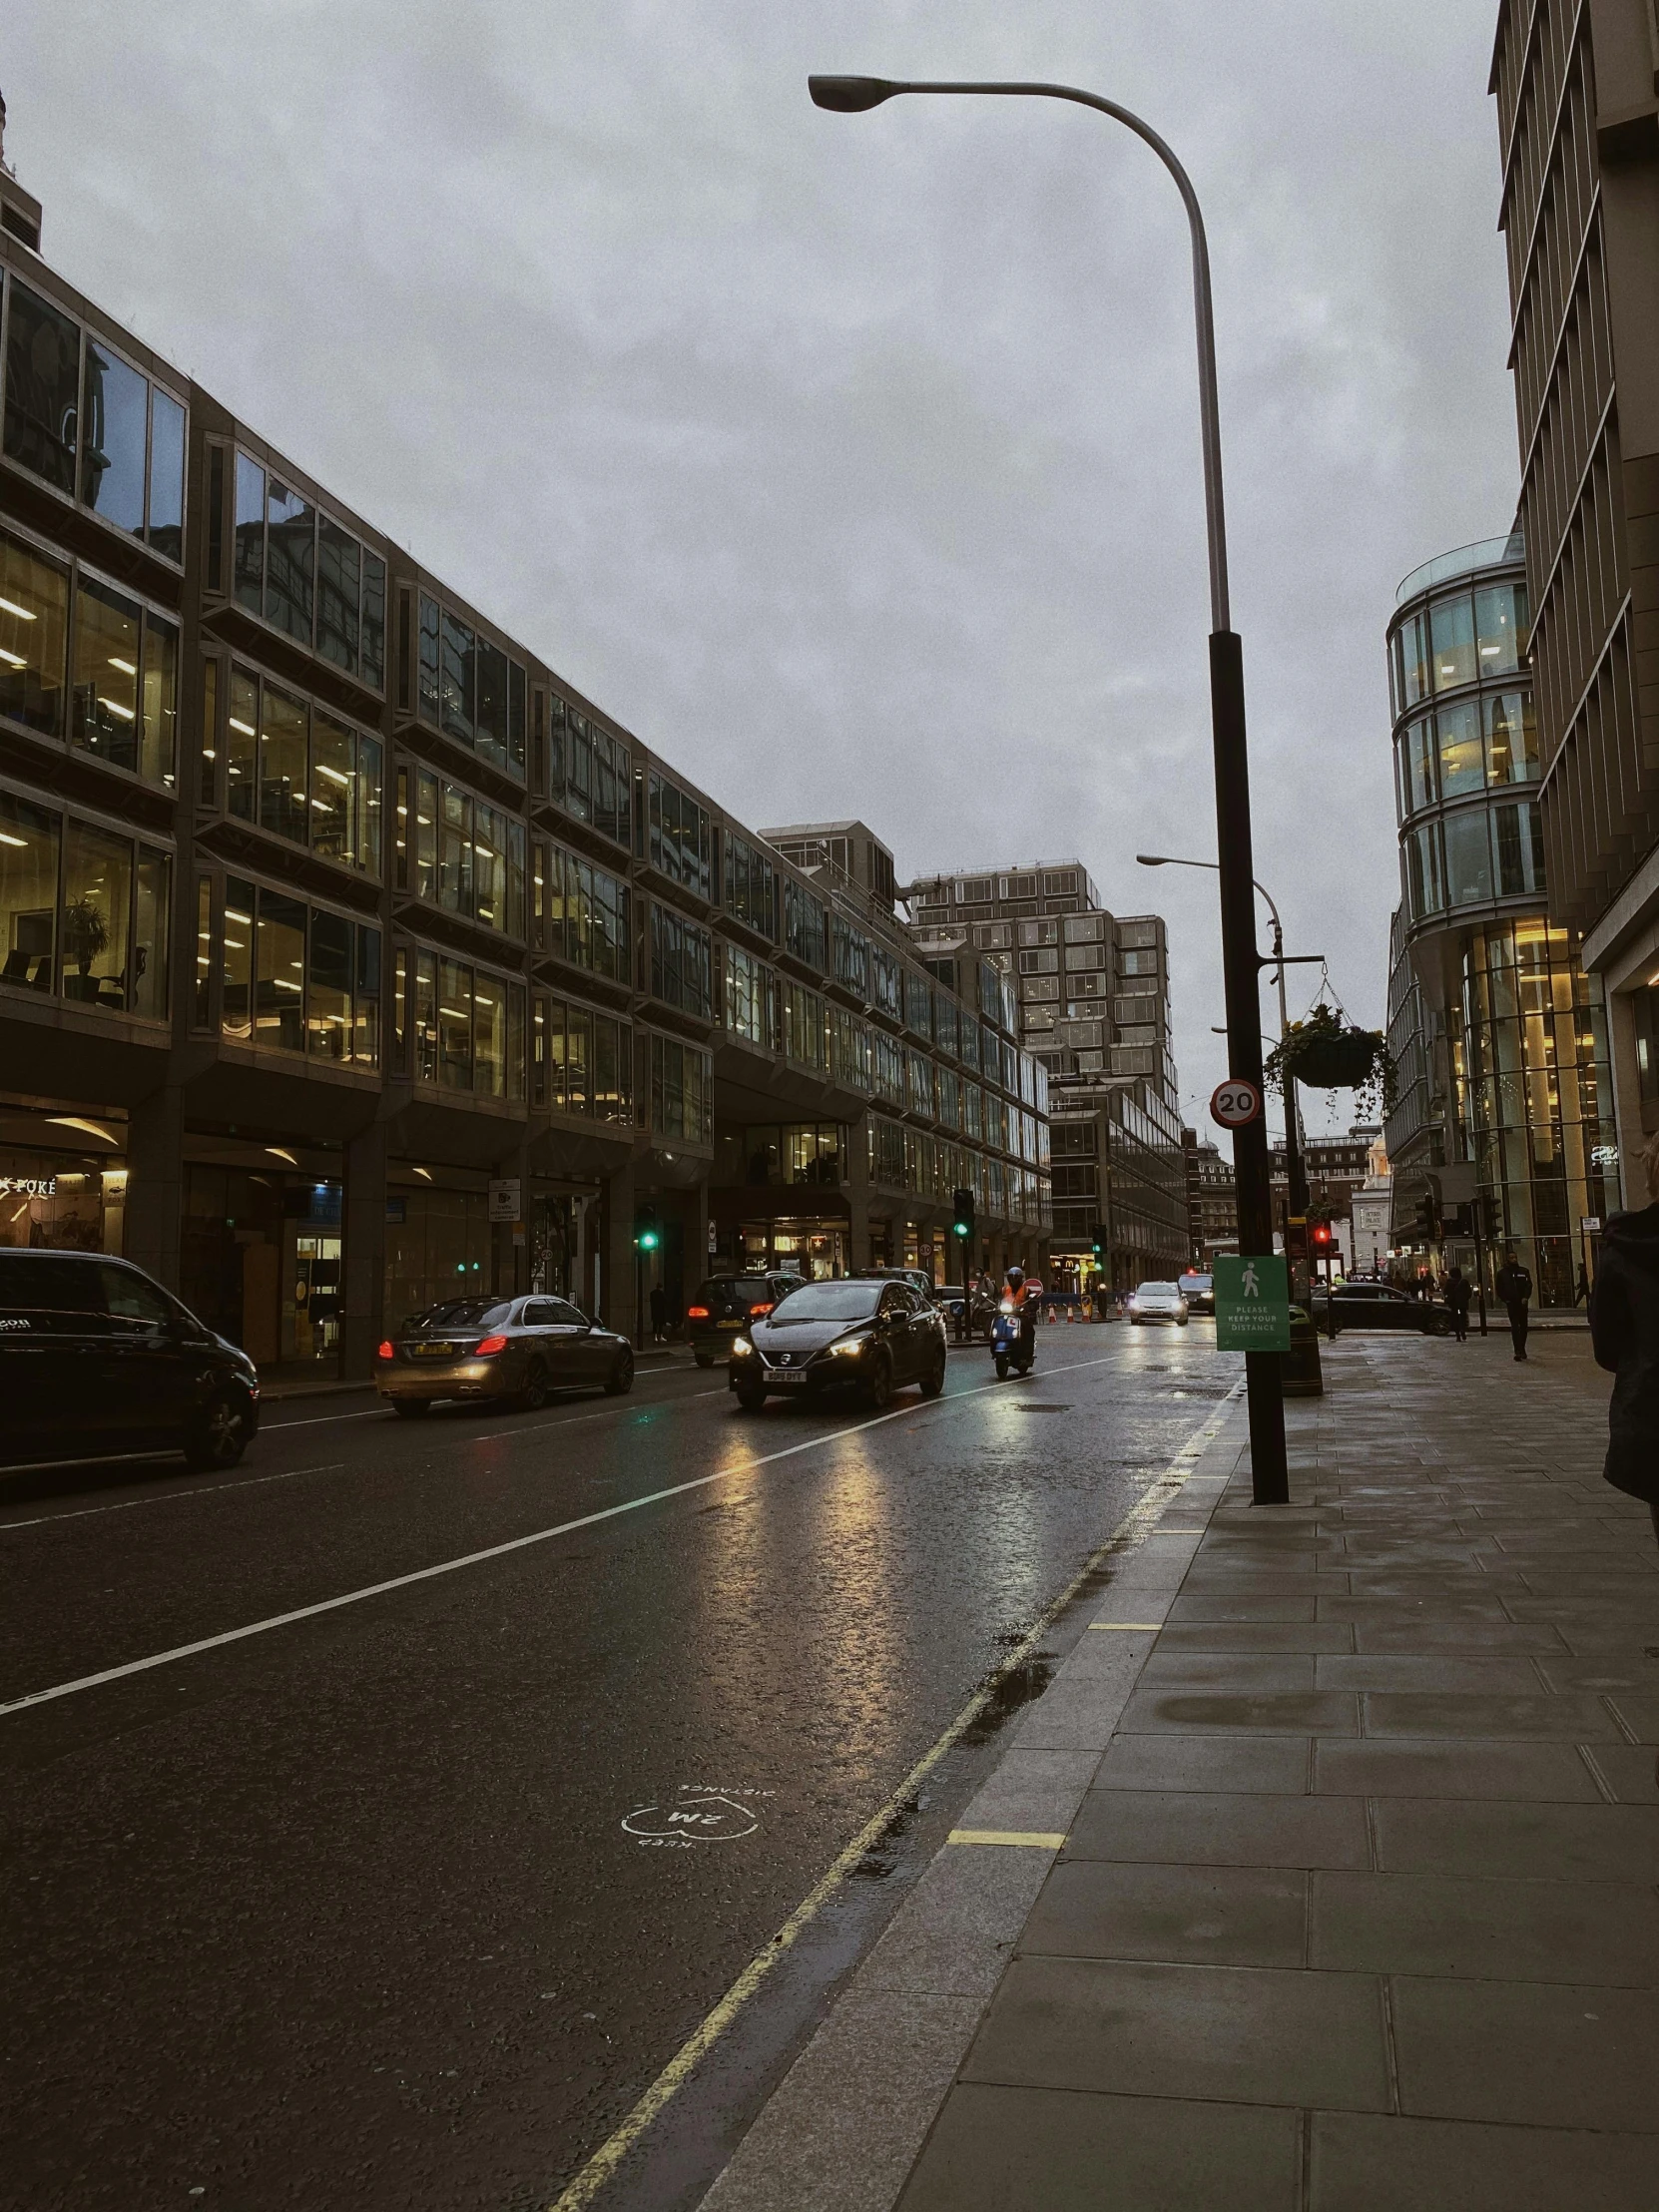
[
  {"x1": 686, "y1": 1273, "x2": 807, "y2": 1367},
  {"x1": 374, "y1": 1294, "x2": 633, "y2": 1413},
  {"x1": 1313, "y1": 1282, "x2": 1455, "y2": 1338},
  {"x1": 730, "y1": 1277, "x2": 947, "y2": 1410},
  {"x1": 0, "y1": 1248, "x2": 261, "y2": 1471}
]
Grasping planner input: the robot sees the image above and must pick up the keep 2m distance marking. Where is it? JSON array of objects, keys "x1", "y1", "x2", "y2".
[{"x1": 1211, "y1": 1078, "x2": 1263, "y2": 1130}]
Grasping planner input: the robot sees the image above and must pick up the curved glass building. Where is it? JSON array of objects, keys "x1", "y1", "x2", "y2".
[{"x1": 1383, "y1": 534, "x2": 1615, "y2": 1307}]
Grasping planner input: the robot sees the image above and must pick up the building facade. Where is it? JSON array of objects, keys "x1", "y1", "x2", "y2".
[
  {"x1": 1269, "y1": 1128, "x2": 1382, "y2": 1238},
  {"x1": 901, "y1": 859, "x2": 1186, "y2": 1284},
  {"x1": 1188, "y1": 1138, "x2": 1239, "y2": 1264},
  {"x1": 1490, "y1": 0, "x2": 1659, "y2": 1199},
  {"x1": 0, "y1": 164, "x2": 1048, "y2": 1375},
  {"x1": 1383, "y1": 534, "x2": 1614, "y2": 1304}
]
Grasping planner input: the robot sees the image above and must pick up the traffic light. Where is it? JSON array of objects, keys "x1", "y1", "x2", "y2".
[
  {"x1": 951, "y1": 1187, "x2": 975, "y2": 1244},
  {"x1": 1311, "y1": 1222, "x2": 1333, "y2": 1251},
  {"x1": 634, "y1": 1204, "x2": 661, "y2": 1253},
  {"x1": 1415, "y1": 1197, "x2": 1441, "y2": 1243},
  {"x1": 1090, "y1": 1223, "x2": 1108, "y2": 1261}
]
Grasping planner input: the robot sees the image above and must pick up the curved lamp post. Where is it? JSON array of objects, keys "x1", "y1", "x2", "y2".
[{"x1": 811, "y1": 74, "x2": 1287, "y2": 1501}]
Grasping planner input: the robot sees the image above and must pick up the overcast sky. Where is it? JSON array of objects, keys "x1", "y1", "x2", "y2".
[{"x1": 6, "y1": 2, "x2": 1519, "y2": 1143}]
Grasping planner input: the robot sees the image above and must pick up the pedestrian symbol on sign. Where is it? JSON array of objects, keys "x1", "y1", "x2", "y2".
[{"x1": 1241, "y1": 1263, "x2": 1260, "y2": 1298}]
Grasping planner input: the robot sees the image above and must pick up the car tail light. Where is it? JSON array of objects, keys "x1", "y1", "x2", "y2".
[
  {"x1": 750, "y1": 1302, "x2": 773, "y2": 1316},
  {"x1": 687, "y1": 1305, "x2": 710, "y2": 1320},
  {"x1": 474, "y1": 1334, "x2": 509, "y2": 1357},
  {"x1": 375, "y1": 1340, "x2": 395, "y2": 1362}
]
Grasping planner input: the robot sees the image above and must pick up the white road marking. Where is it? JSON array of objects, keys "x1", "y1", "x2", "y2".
[
  {"x1": 0, "y1": 1353, "x2": 1155, "y2": 1718},
  {"x1": 262, "y1": 1364, "x2": 706, "y2": 1430},
  {"x1": 0, "y1": 1465, "x2": 348, "y2": 1532}
]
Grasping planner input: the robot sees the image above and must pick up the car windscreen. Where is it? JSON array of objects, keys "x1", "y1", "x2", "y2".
[
  {"x1": 1179, "y1": 1275, "x2": 1212, "y2": 1290},
  {"x1": 695, "y1": 1279, "x2": 771, "y2": 1306},
  {"x1": 770, "y1": 1282, "x2": 883, "y2": 1321},
  {"x1": 1137, "y1": 1283, "x2": 1182, "y2": 1297},
  {"x1": 409, "y1": 1300, "x2": 515, "y2": 1331}
]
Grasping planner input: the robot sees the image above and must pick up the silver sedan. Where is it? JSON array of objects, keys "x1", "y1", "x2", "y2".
[{"x1": 374, "y1": 1295, "x2": 635, "y2": 1415}]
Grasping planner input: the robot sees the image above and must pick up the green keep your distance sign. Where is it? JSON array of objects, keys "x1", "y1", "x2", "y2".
[{"x1": 1213, "y1": 1254, "x2": 1292, "y2": 1352}]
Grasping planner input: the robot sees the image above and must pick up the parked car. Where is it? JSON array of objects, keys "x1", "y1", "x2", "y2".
[
  {"x1": 1128, "y1": 1280, "x2": 1190, "y2": 1327},
  {"x1": 0, "y1": 1248, "x2": 261, "y2": 1471},
  {"x1": 1311, "y1": 1282, "x2": 1455, "y2": 1338},
  {"x1": 375, "y1": 1294, "x2": 634, "y2": 1413},
  {"x1": 853, "y1": 1266, "x2": 943, "y2": 1303},
  {"x1": 686, "y1": 1273, "x2": 807, "y2": 1367},
  {"x1": 1178, "y1": 1270, "x2": 1215, "y2": 1315},
  {"x1": 731, "y1": 1277, "x2": 947, "y2": 1410}
]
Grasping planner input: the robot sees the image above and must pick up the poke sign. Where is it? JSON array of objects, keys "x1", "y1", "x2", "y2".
[
  {"x1": 622, "y1": 1792, "x2": 759, "y2": 1845},
  {"x1": 1210, "y1": 1078, "x2": 1263, "y2": 1130}
]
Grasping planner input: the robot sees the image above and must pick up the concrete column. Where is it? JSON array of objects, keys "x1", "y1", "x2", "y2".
[
  {"x1": 491, "y1": 1139, "x2": 530, "y2": 1298},
  {"x1": 692, "y1": 1177, "x2": 712, "y2": 1291},
  {"x1": 341, "y1": 1120, "x2": 388, "y2": 1381},
  {"x1": 846, "y1": 1117, "x2": 871, "y2": 1273},
  {"x1": 126, "y1": 1081, "x2": 186, "y2": 1290},
  {"x1": 604, "y1": 1158, "x2": 637, "y2": 1341}
]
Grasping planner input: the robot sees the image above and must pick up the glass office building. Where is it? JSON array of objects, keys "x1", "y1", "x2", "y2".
[{"x1": 1383, "y1": 534, "x2": 1615, "y2": 1304}]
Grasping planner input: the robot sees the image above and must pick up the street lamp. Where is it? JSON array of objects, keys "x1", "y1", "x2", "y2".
[
  {"x1": 811, "y1": 73, "x2": 1288, "y2": 1501},
  {"x1": 1141, "y1": 852, "x2": 1317, "y2": 1298}
]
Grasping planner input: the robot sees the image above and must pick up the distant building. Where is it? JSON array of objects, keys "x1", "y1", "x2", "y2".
[
  {"x1": 1270, "y1": 1128, "x2": 1380, "y2": 1236},
  {"x1": 1189, "y1": 1138, "x2": 1238, "y2": 1263},
  {"x1": 1349, "y1": 1130, "x2": 1392, "y2": 1275}
]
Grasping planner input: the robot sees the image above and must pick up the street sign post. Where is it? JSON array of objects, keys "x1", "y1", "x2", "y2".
[
  {"x1": 1210, "y1": 1078, "x2": 1263, "y2": 1130},
  {"x1": 1214, "y1": 1254, "x2": 1292, "y2": 1353},
  {"x1": 487, "y1": 1179, "x2": 521, "y2": 1224}
]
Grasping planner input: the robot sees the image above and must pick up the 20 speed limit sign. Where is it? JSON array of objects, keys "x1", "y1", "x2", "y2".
[{"x1": 1210, "y1": 1078, "x2": 1263, "y2": 1129}]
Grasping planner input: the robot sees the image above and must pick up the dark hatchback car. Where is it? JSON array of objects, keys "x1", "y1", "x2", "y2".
[
  {"x1": 686, "y1": 1273, "x2": 806, "y2": 1367},
  {"x1": 730, "y1": 1277, "x2": 947, "y2": 1410},
  {"x1": 1312, "y1": 1282, "x2": 1455, "y2": 1338},
  {"x1": 375, "y1": 1294, "x2": 634, "y2": 1413},
  {"x1": 0, "y1": 1248, "x2": 261, "y2": 1471}
]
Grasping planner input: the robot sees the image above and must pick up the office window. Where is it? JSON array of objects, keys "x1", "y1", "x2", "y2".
[
  {"x1": 1443, "y1": 809, "x2": 1493, "y2": 906},
  {"x1": 3, "y1": 280, "x2": 79, "y2": 493},
  {"x1": 66, "y1": 572, "x2": 179, "y2": 786},
  {"x1": 1399, "y1": 608, "x2": 1429, "y2": 709},
  {"x1": 476, "y1": 638, "x2": 509, "y2": 773},
  {"x1": 1475, "y1": 581, "x2": 1527, "y2": 676},
  {"x1": 193, "y1": 875, "x2": 213, "y2": 1028},
  {"x1": 872, "y1": 1030, "x2": 905, "y2": 1108},
  {"x1": 904, "y1": 968, "x2": 932, "y2": 1036},
  {"x1": 545, "y1": 845, "x2": 630, "y2": 981},
  {"x1": 784, "y1": 981, "x2": 827, "y2": 1069},
  {"x1": 870, "y1": 943, "x2": 901, "y2": 1021},
  {"x1": 1485, "y1": 692, "x2": 1538, "y2": 786},
  {"x1": 648, "y1": 772, "x2": 714, "y2": 897},
  {"x1": 1436, "y1": 699, "x2": 1483, "y2": 798},
  {"x1": 255, "y1": 885, "x2": 306, "y2": 1051},
  {"x1": 907, "y1": 1048, "x2": 935, "y2": 1118},
  {"x1": 149, "y1": 389, "x2": 186, "y2": 564},
  {"x1": 1429, "y1": 593, "x2": 1476, "y2": 692},
  {"x1": 260, "y1": 681, "x2": 308, "y2": 845},
  {"x1": 234, "y1": 454, "x2": 266, "y2": 616},
  {"x1": 830, "y1": 1005, "x2": 872, "y2": 1092},
  {"x1": 508, "y1": 662, "x2": 526, "y2": 778},
  {"x1": 725, "y1": 830, "x2": 775, "y2": 934},
  {"x1": 438, "y1": 956, "x2": 472, "y2": 1089},
  {"x1": 0, "y1": 791, "x2": 59, "y2": 997},
  {"x1": 650, "y1": 1033, "x2": 713, "y2": 1142},
  {"x1": 223, "y1": 879, "x2": 255, "y2": 1039},
  {"x1": 316, "y1": 517, "x2": 360, "y2": 677},
  {"x1": 354, "y1": 925, "x2": 381, "y2": 1068},
  {"x1": 651, "y1": 905, "x2": 714, "y2": 1017},
  {"x1": 933, "y1": 993, "x2": 958, "y2": 1057},
  {"x1": 0, "y1": 528, "x2": 69, "y2": 738},
  {"x1": 1493, "y1": 801, "x2": 1545, "y2": 897},
  {"x1": 265, "y1": 480, "x2": 314, "y2": 644},
  {"x1": 783, "y1": 878, "x2": 828, "y2": 971},
  {"x1": 79, "y1": 339, "x2": 147, "y2": 535},
  {"x1": 724, "y1": 942, "x2": 773, "y2": 1048},
  {"x1": 1063, "y1": 913, "x2": 1105, "y2": 942},
  {"x1": 306, "y1": 906, "x2": 352, "y2": 1061},
  {"x1": 417, "y1": 593, "x2": 441, "y2": 723}
]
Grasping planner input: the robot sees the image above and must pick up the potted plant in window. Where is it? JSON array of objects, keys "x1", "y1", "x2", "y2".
[
  {"x1": 1265, "y1": 1004, "x2": 1393, "y2": 1119},
  {"x1": 61, "y1": 895, "x2": 109, "y2": 1001}
]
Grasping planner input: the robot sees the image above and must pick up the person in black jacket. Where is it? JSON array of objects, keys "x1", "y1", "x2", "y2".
[
  {"x1": 1589, "y1": 1130, "x2": 1659, "y2": 1538},
  {"x1": 1494, "y1": 1252, "x2": 1533, "y2": 1362},
  {"x1": 1444, "y1": 1266, "x2": 1472, "y2": 1343}
]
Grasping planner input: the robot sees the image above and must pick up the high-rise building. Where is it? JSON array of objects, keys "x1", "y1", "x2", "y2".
[
  {"x1": 1383, "y1": 533, "x2": 1614, "y2": 1302},
  {"x1": 901, "y1": 861, "x2": 1186, "y2": 1284},
  {"x1": 1490, "y1": 1, "x2": 1659, "y2": 1197},
  {"x1": 0, "y1": 129, "x2": 1050, "y2": 1375}
]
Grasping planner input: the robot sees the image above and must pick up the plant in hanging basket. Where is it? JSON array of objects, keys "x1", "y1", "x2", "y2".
[{"x1": 1265, "y1": 1004, "x2": 1394, "y2": 1117}]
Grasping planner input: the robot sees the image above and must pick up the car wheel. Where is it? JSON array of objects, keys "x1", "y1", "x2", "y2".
[
  {"x1": 734, "y1": 1383, "x2": 768, "y2": 1412},
  {"x1": 1178, "y1": 1315, "x2": 1189, "y2": 1327},
  {"x1": 392, "y1": 1399, "x2": 431, "y2": 1419},
  {"x1": 695, "y1": 1353, "x2": 715, "y2": 1369},
  {"x1": 604, "y1": 1350, "x2": 635, "y2": 1395},
  {"x1": 185, "y1": 1392, "x2": 250, "y2": 1471},
  {"x1": 919, "y1": 1351, "x2": 946, "y2": 1399},
  {"x1": 864, "y1": 1352, "x2": 894, "y2": 1410},
  {"x1": 517, "y1": 1359, "x2": 550, "y2": 1412}
]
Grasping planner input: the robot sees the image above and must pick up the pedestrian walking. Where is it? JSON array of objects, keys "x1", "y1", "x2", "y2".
[
  {"x1": 649, "y1": 1281, "x2": 667, "y2": 1345},
  {"x1": 1494, "y1": 1251, "x2": 1533, "y2": 1362},
  {"x1": 1444, "y1": 1265, "x2": 1471, "y2": 1343},
  {"x1": 1589, "y1": 1129, "x2": 1659, "y2": 1544}
]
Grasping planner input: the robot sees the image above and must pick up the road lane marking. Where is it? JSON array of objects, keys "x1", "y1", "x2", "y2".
[
  {"x1": 0, "y1": 1466, "x2": 348, "y2": 1531},
  {"x1": 0, "y1": 1351, "x2": 1176, "y2": 1718},
  {"x1": 948, "y1": 1829, "x2": 1066, "y2": 1849},
  {"x1": 546, "y1": 1375, "x2": 1247, "y2": 2211},
  {"x1": 263, "y1": 1367, "x2": 713, "y2": 1430}
]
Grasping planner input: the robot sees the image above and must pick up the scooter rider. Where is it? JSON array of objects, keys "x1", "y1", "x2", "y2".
[{"x1": 1004, "y1": 1265, "x2": 1039, "y2": 1369}]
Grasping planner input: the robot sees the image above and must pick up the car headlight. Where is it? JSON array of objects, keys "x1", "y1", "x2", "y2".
[
  {"x1": 731, "y1": 1337, "x2": 755, "y2": 1358},
  {"x1": 830, "y1": 1333, "x2": 871, "y2": 1358}
]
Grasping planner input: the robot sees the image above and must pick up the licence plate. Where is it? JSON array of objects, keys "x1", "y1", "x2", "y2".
[
  {"x1": 769, "y1": 1369, "x2": 806, "y2": 1385},
  {"x1": 413, "y1": 1342, "x2": 456, "y2": 1358},
  {"x1": 719, "y1": 1319, "x2": 743, "y2": 1330}
]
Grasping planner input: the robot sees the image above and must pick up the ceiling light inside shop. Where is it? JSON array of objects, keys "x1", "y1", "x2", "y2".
[
  {"x1": 267, "y1": 1147, "x2": 298, "y2": 1166},
  {"x1": 412, "y1": 1168, "x2": 432, "y2": 1182},
  {"x1": 97, "y1": 698, "x2": 136, "y2": 721},
  {"x1": 0, "y1": 596, "x2": 37, "y2": 621},
  {"x1": 229, "y1": 718, "x2": 256, "y2": 736},
  {"x1": 0, "y1": 648, "x2": 25, "y2": 669},
  {"x1": 108, "y1": 657, "x2": 137, "y2": 675},
  {"x1": 0, "y1": 830, "x2": 26, "y2": 848},
  {"x1": 46, "y1": 1117, "x2": 118, "y2": 1144}
]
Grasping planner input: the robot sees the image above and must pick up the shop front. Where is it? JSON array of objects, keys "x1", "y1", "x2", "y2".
[{"x1": 0, "y1": 1109, "x2": 129, "y2": 1253}]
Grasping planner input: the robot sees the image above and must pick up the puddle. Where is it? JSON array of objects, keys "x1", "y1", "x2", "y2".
[
  {"x1": 960, "y1": 1652, "x2": 1057, "y2": 1746},
  {"x1": 849, "y1": 1789, "x2": 928, "y2": 1879}
]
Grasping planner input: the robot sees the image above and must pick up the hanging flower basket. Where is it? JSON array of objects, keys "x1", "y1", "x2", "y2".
[{"x1": 1265, "y1": 1005, "x2": 1394, "y2": 1118}]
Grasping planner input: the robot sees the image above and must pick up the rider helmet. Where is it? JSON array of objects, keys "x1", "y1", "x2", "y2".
[{"x1": 1006, "y1": 1266, "x2": 1024, "y2": 1288}]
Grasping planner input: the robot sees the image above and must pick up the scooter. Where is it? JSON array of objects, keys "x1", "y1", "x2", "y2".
[{"x1": 991, "y1": 1299, "x2": 1035, "y2": 1381}]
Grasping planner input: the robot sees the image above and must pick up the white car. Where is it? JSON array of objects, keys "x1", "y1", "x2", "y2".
[{"x1": 1129, "y1": 1281, "x2": 1190, "y2": 1327}]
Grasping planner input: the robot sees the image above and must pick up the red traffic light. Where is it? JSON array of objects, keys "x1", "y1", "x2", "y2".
[{"x1": 1311, "y1": 1224, "x2": 1333, "y2": 1246}]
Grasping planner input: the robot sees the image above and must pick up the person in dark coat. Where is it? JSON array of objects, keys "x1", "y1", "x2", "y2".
[
  {"x1": 1494, "y1": 1251, "x2": 1533, "y2": 1362},
  {"x1": 1444, "y1": 1265, "x2": 1472, "y2": 1343},
  {"x1": 1590, "y1": 1131, "x2": 1659, "y2": 1540},
  {"x1": 649, "y1": 1281, "x2": 668, "y2": 1345}
]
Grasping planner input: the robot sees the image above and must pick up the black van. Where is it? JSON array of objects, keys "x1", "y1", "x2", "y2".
[
  {"x1": 685, "y1": 1273, "x2": 807, "y2": 1367},
  {"x1": 0, "y1": 1249, "x2": 262, "y2": 1471}
]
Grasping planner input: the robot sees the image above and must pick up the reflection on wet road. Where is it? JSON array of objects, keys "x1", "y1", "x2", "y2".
[{"x1": 0, "y1": 1326, "x2": 1239, "y2": 2211}]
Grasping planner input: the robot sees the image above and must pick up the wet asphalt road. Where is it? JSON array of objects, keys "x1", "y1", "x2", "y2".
[{"x1": 1, "y1": 1323, "x2": 1241, "y2": 2212}]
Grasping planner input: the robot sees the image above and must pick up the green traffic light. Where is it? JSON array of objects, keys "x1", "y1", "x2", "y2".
[{"x1": 637, "y1": 1231, "x2": 660, "y2": 1251}]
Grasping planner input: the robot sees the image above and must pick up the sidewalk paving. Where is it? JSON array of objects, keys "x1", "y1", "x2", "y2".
[{"x1": 698, "y1": 1330, "x2": 1659, "y2": 2212}]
